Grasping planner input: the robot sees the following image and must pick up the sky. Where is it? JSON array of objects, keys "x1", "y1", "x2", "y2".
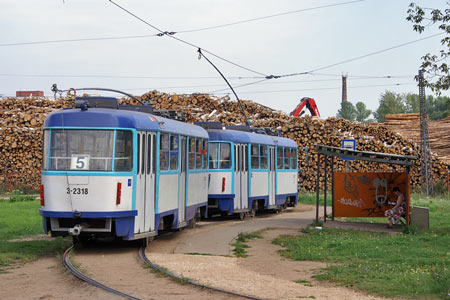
[{"x1": 0, "y1": 0, "x2": 448, "y2": 118}]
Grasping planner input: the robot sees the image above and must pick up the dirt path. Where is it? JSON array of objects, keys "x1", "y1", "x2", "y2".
[
  {"x1": 148, "y1": 228, "x2": 389, "y2": 300},
  {"x1": 0, "y1": 256, "x2": 116, "y2": 300},
  {"x1": 0, "y1": 205, "x2": 398, "y2": 300}
]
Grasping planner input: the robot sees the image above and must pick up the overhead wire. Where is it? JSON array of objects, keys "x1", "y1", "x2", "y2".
[
  {"x1": 0, "y1": 34, "x2": 159, "y2": 47},
  {"x1": 109, "y1": 0, "x2": 268, "y2": 77},
  {"x1": 214, "y1": 82, "x2": 417, "y2": 95},
  {"x1": 276, "y1": 32, "x2": 445, "y2": 78},
  {"x1": 177, "y1": 0, "x2": 365, "y2": 33},
  {"x1": 0, "y1": 73, "x2": 261, "y2": 80},
  {"x1": 0, "y1": 0, "x2": 364, "y2": 47}
]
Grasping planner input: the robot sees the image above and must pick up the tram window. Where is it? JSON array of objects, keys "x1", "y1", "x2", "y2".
[
  {"x1": 251, "y1": 145, "x2": 259, "y2": 169},
  {"x1": 137, "y1": 134, "x2": 140, "y2": 174},
  {"x1": 260, "y1": 146, "x2": 268, "y2": 169},
  {"x1": 147, "y1": 135, "x2": 151, "y2": 174},
  {"x1": 234, "y1": 145, "x2": 239, "y2": 171},
  {"x1": 284, "y1": 148, "x2": 290, "y2": 169},
  {"x1": 209, "y1": 143, "x2": 219, "y2": 169},
  {"x1": 152, "y1": 135, "x2": 156, "y2": 174},
  {"x1": 292, "y1": 149, "x2": 298, "y2": 169},
  {"x1": 42, "y1": 130, "x2": 49, "y2": 170},
  {"x1": 202, "y1": 140, "x2": 208, "y2": 169},
  {"x1": 49, "y1": 129, "x2": 114, "y2": 171},
  {"x1": 141, "y1": 134, "x2": 146, "y2": 174},
  {"x1": 277, "y1": 147, "x2": 283, "y2": 169},
  {"x1": 189, "y1": 138, "x2": 195, "y2": 170},
  {"x1": 160, "y1": 133, "x2": 169, "y2": 171},
  {"x1": 220, "y1": 143, "x2": 231, "y2": 169},
  {"x1": 244, "y1": 145, "x2": 248, "y2": 171},
  {"x1": 196, "y1": 139, "x2": 202, "y2": 169},
  {"x1": 115, "y1": 130, "x2": 133, "y2": 172},
  {"x1": 170, "y1": 135, "x2": 179, "y2": 170}
]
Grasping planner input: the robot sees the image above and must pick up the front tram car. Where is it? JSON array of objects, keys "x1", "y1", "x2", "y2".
[
  {"x1": 39, "y1": 95, "x2": 209, "y2": 242},
  {"x1": 198, "y1": 122, "x2": 298, "y2": 218}
]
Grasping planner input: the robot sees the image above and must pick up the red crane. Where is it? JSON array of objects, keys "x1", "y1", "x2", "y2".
[{"x1": 289, "y1": 97, "x2": 321, "y2": 117}]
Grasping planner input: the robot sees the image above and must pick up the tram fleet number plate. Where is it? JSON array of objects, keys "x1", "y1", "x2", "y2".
[{"x1": 66, "y1": 187, "x2": 89, "y2": 195}]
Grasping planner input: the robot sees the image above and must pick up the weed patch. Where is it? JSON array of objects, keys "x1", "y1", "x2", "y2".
[{"x1": 231, "y1": 232, "x2": 263, "y2": 258}]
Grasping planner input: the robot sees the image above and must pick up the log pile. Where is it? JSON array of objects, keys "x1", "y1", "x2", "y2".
[
  {"x1": 0, "y1": 92, "x2": 448, "y2": 192},
  {"x1": 377, "y1": 113, "x2": 450, "y2": 165}
]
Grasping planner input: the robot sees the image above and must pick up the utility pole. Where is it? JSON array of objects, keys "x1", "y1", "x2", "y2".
[{"x1": 419, "y1": 70, "x2": 432, "y2": 195}]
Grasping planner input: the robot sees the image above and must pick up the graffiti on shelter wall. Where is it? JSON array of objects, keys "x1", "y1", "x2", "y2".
[{"x1": 333, "y1": 172, "x2": 410, "y2": 217}]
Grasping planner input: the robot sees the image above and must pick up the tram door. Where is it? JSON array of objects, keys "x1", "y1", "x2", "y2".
[
  {"x1": 144, "y1": 132, "x2": 156, "y2": 232},
  {"x1": 179, "y1": 137, "x2": 187, "y2": 224},
  {"x1": 268, "y1": 146, "x2": 276, "y2": 207},
  {"x1": 234, "y1": 144, "x2": 248, "y2": 211},
  {"x1": 135, "y1": 132, "x2": 146, "y2": 233}
]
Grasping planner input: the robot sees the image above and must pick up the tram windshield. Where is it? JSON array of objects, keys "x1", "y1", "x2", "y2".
[{"x1": 43, "y1": 129, "x2": 133, "y2": 172}]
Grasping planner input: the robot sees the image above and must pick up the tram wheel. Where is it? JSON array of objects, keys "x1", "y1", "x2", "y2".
[{"x1": 239, "y1": 212, "x2": 246, "y2": 220}]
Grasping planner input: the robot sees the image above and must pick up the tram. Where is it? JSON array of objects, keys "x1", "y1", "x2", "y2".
[{"x1": 39, "y1": 95, "x2": 209, "y2": 241}]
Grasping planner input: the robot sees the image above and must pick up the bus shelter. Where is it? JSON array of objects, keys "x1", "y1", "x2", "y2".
[{"x1": 314, "y1": 145, "x2": 417, "y2": 230}]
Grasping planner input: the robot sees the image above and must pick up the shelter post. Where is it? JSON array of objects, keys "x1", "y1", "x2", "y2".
[
  {"x1": 331, "y1": 156, "x2": 335, "y2": 220},
  {"x1": 324, "y1": 156, "x2": 328, "y2": 222},
  {"x1": 315, "y1": 153, "x2": 320, "y2": 224},
  {"x1": 406, "y1": 165, "x2": 410, "y2": 231}
]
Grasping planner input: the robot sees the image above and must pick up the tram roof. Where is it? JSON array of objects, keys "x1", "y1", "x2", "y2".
[
  {"x1": 44, "y1": 108, "x2": 209, "y2": 138},
  {"x1": 207, "y1": 129, "x2": 298, "y2": 148}
]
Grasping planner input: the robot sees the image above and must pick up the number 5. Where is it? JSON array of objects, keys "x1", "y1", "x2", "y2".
[{"x1": 76, "y1": 157, "x2": 85, "y2": 169}]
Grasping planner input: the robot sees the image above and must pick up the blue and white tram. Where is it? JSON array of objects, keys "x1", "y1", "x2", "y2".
[
  {"x1": 200, "y1": 123, "x2": 298, "y2": 218},
  {"x1": 39, "y1": 98, "x2": 209, "y2": 241}
]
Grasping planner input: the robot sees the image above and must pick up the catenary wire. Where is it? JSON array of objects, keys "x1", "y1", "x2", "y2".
[
  {"x1": 109, "y1": 0, "x2": 268, "y2": 77},
  {"x1": 177, "y1": 0, "x2": 365, "y2": 33},
  {"x1": 276, "y1": 32, "x2": 445, "y2": 78},
  {"x1": 213, "y1": 82, "x2": 417, "y2": 95},
  {"x1": 0, "y1": 1, "x2": 364, "y2": 47}
]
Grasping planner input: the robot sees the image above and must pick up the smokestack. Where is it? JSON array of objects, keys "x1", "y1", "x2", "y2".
[{"x1": 342, "y1": 74, "x2": 348, "y2": 102}]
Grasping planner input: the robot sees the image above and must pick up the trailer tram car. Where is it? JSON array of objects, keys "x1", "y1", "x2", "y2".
[
  {"x1": 198, "y1": 122, "x2": 298, "y2": 218},
  {"x1": 39, "y1": 96, "x2": 209, "y2": 242}
]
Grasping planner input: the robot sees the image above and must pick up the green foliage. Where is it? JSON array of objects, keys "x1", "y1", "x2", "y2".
[
  {"x1": 231, "y1": 231, "x2": 263, "y2": 258},
  {"x1": 374, "y1": 91, "x2": 406, "y2": 122},
  {"x1": 9, "y1": 195, "x2": 36, "y2": 202},
  {"x1": 355, "y1": 102, "x2": 372, "y2": 123},
  {"x1": 337, "y1": 101, "x2": 356, "y2": 121},
  {"x1": 0, "y1": 201, "x2": 71, "y2": 271},
  {"x1": 427, "y1": 95, "x2": 450, "y2": 121},
  {"x1": 405, "y1": 93, "x2": 420, "y2": 113},
  {"x1": 273, "y1": 194, "x2": 450, "y2": 299},
  {"x1": 374, "y1": 91, "x2": 450, "y2": 122},
  {"x1": 407, "y1": 3, "x2": 450, "y2": 93}
]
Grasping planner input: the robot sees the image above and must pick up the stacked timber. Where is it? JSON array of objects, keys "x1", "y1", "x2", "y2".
[
  {"x1": 0, "y1": 93, "x2": 448, "y2": 192},
  {"x1": 378, "y1": 113, "x2": 450, "y2": 165}
]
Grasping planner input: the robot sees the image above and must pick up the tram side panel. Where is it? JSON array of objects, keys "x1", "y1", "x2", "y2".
[
  {"x1": 276, "y1": 171, "x2": 298, "y2": 207},
  {"x1": 249, "y1": 171, "x2": 269, "y2": 208},
  {"x1": 208, "y1": 171, "x2": 234, "y2": 214}
]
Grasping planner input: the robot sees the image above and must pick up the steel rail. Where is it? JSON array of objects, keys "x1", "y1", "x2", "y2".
[
  {"x1": 138, "y1": 246, "x2": 266, "y2": 300},
  {"x1": 62, "y1": 245, "x2": 141, "y2": 300}
]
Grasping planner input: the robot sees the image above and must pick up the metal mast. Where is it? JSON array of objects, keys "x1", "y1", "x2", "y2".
[{"x1": 419, "y1": 70, "x2": 432, "y2": 195}]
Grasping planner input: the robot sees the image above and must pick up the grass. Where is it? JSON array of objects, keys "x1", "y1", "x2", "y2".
[
  {"x1": 298, "y1": 192, "x2": 331, "y2": 206},
  {"x1": 274, "y1": 193, "x2": 450, "y2": 299},
  {"x1": 0, "y1": 200, "x2": 71, "y2": 272},
  {"x1": 294, "y1": 279, "x2": 313, "y2": 287},
  {"x1": 231, "y1": 231, "x2": 263, "y2": 258}
]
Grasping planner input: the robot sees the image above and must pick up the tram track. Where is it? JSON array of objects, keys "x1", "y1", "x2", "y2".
[
  {"x1": 62, "y1": 245, "x2": 140, "y2": 300},
  {"x1": 62, "y1": 233, "x2": 267, "y2": 300}
]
